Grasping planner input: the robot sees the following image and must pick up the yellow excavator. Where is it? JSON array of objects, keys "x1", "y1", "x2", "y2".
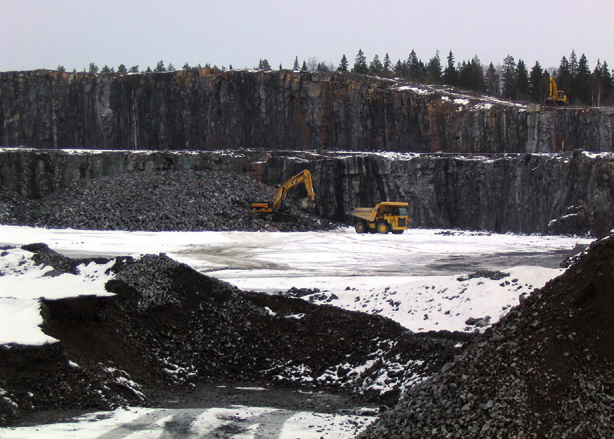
[
  {"x1": 545, "y1": 77, "x2": 567, "y2": 106},
  {"x1": 251, "y1": 169, "x2": 316, "y2": 221}
]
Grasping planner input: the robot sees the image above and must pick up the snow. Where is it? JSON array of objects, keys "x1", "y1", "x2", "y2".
[{"x1": 0, "y1": 225, "x2": 593, "y2": 437}]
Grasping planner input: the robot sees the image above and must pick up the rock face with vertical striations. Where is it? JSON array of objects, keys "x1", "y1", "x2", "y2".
[
  {"x1": 1, "y1": 69, "x2": 613, "y2": 153},
  {"x1": 0, "y1": 149, "x2": 612, "y2": 237}
]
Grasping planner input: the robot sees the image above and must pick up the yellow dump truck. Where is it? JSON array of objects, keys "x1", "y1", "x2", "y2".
[{"x1": 347, "y1": 201, "x2": 410, "y2": 234}]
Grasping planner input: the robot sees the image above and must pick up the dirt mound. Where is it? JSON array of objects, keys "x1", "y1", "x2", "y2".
[
  {"x1": 0, "y1": 244, "x2": 460, "y2": 426},
  {"x1": 360, "y1": 235, "x2": 614, "y2": 439},
  {"x1": 0, "y1": 169, "x2": 336, "y2": 232}
]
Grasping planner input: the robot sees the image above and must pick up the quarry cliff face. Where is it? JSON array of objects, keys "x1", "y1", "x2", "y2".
[
  {"x1": 1, "y1": 149, "x2": 612, "y2": 237},
  {"x1": 1, "y1": 69, "x2": 613, "y2": 153}
]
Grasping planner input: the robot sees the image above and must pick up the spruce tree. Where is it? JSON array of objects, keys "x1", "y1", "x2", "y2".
[
  {"x1": 383, "y1": 53, "x2": 392, "y2": 76},
  {"x1": 575, "y1": 53, "x2": 591, "y2": 105},
  {"x1": 338, "y1": 54, "x2": 349, "y2": 72},
  {"x1": 529, "y1": 61, "x2": 545, "y2": 103},
  {"x1": 501, "y1": 54, "x2": 517, "y2": 99},
  {"x1": 485, "y1": 63, "x2": 499, "y2": 97},
  {"x1": 369, "y1": 54, "x2": 383, "y2": 75},
  {"x1": 353, "y1": 49, "x2": 368, "y2": 74},
  {"x1": 426, "y1": 51, "x2": 442, "y2": 84},
  {"x1": 515, "y1": 59, "x2": 529, "y2": 101},
  {"x1": 293, "y1": 57, "x2": 300, "y2": 70},
  {"x1": 443, "y1": 51, "x2": 458, "y2": 86}
]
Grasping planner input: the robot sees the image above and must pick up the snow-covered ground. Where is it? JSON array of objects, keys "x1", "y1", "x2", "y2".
[{"x1": 0, "y1": 225, "x2": 593, "y2": 438}]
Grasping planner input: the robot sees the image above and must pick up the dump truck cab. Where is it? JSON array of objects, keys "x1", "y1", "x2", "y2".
[{"x1": 348, "y1": 201, "x2": 410, "y2": 234}]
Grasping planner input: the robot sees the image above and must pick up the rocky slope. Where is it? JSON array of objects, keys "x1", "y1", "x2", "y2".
[
  {"x1": 2, "y1": 69, "x2": 613, "y2": 153},
  {"x1": 359, "y1": 235, "x2": 614, "y2": 439},
  {"x1": 0, "y1": 167, "x2": 334, "y2": 232},
  {"x1": 0, "y1": 244, "x2": 461, "y2": 426},
  {"x1": 1, "y1": 149, "x2": 611, "y2": 237}
]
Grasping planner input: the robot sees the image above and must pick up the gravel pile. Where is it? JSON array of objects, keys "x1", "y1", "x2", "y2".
[
  {"x1": 360, "y1": 235, "x2": 614, "y2": 439},
  {"x1": 0, "y1": 244, "x2": 461, "y2": 426},
  {"x1": 0, "y1": 169, "x2": 335, "y2": 232}
]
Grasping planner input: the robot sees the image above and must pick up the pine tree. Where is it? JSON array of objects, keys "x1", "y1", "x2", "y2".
[
  {"x1": 383, "y1": 53, "x2": 392, "y2": 76},
  {"x1": 154, "y1": 60, "x2": 166, "y2": 72},
  {"x1": 394, "y1": 60, "x2": 405, "y2": 77},
  {"x1": 407, "y1": 50, "x2": 425, "y2": 82},
  {"x1": 501, "y1": 54, "x2": 517, "y2": 99},
  {"x1": 369, "y1": 54, "x2": 383, "y2": 75},
  {"x1": 258, "y1": 59, "x2": 271, "y2": 70},
  {"x1": 88, "y1": 63, "x2": 99, "y2": 75},
  {"x1": 575, "y1": 53, "x2": 591, "y2": 105},
  {"x1": 426, "y1": 51, "x2": 442, "y2": 84},
  {"x1": 129, "y1": 65, "x2": 139, "y2": 73},
  {"x1": 557, "y1": 56, "x2": 571, "y2": 99},
  {"x1": 515, "y1": 59, "x2": 529, "y2": 101},
  {"x1": 301, "y1": 61, "x2": 308, "y2": 72},
  {"x1": 443, "y1": 51, "x2": 458, "y2": 86},
  {"x1": 56, "y1": 65, "x2": 66, "y2": 72},
  {"x1": 485, "y1": 63, "x2": 499, "y2": 97},
  {"x1": 117, "y1": 64, "x2": 127, "y2": 74},
  {"x1": 529, "y1": 61, "x2": 545, "y2": 103},
  {"x1": 353, "y1": 49, "x2": 368, "y2": 74},
  {"x1": 293, "y1": 57, "x2": 300, "y2": 70},
  {"x1": 338, "y1": 54, "x2": 349, "y2": 72}
]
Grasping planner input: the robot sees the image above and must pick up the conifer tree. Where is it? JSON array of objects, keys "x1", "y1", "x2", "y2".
[
  {"x1": 353, "y1": 49, "x2": 368, "y2": 74},
  {"x1": 485, "y1": 63, "x2": 499, "y2": 97},
  {"x1": 407, "y1": 50, "x2": 425, "y2": 82},
  {"x1": 501, "y1": 54, "x2": 517, "y2": 99},
  {"x1": 515, "y1": 59, "x2": 529, "y2": 101},
  {"x1": 293, "y1": 57, "x2": 300, "y2": 70},
  {"x1": 383, "y1": 53, "x2": 392, "y2": 76},
  {"x1": 426, "y1": 51, "x2": 442, "y2": 84},
  {"x1": 575, "y1": 53, "x2": 591, "y2": 105},
  {"x1": 117, "y1": 64, "x2": 127, "y2": 74},
  {"x1": 338, "y1": 54, "x2": 349, "y2": 72},
  {"x1": 369, "y1": 54, "x2": 383, "y2": 75},
  {"x1": 529, "y1": 61, "x2": 545, "y2": 103},
  {"x1": 301, "y1": 61, "x2": 308, "y2": 72},
  {"x1": 443, "y1": 51, "x2": 458, "y2": 86},
  {"x1": 154, "y1": 60, "x2": 166, "y2": 72},
  {"x1": 88, "y1": 63, "x2": 99, "y2": 75}
]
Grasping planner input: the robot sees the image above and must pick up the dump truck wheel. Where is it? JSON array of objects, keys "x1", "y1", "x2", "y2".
[
  {"x1": 376, "y1": 221, "x2": 390, "y2": 234},
  {"x1": 355, "y1": 222, "x2": 367, "y2": 233}
]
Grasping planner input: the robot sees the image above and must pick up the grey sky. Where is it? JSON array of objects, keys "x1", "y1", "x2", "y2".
[{"x1": 2, "y1": 0, "x2": 613, "y2": 73}]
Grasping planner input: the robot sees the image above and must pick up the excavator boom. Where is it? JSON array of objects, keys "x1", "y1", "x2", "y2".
[{"x1": 251, "y1": 169, "x2": 316, "y2": 220}]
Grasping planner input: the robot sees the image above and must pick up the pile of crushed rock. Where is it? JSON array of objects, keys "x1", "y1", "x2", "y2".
[
  {"x1": 360, "y1": 235, "x2": 614, "y2": 439},
  {"x1": 0, "y1": 169, "x2": 336, "y2": 232},
  {"x1": 0, "y1": 244, "x2": 461, "y2": 426}
]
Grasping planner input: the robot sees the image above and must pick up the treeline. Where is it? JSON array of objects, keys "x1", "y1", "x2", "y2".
[
  {"x1": 58, "y1": 49, "x2": 613, "y2": 107},
  {"x1": 339, "y1": 49, "x2": 613, "y2": 107}
]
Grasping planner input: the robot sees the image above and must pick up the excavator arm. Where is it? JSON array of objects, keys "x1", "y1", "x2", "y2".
[
  {"x1": 251, "y1": 169, "x2": 316, "y2": 218},
  {"x1": 272, "y1": 170, "x2": 315, "y2": 211}
]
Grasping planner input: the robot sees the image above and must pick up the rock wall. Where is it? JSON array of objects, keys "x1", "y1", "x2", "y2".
[
  {"x1": 263, "y1": 151, "x2": 614, "y2": 238},
  {"x1": 2, "y1": 69, "x2": 613, "y2": 153},
  {"x1": 1, "y1": 149, "x2": 612, "y2": 237}
]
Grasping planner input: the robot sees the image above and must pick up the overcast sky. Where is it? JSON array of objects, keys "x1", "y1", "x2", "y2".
[{"x1": 2, "y1": 0, "x2": 613, "y2": 73}]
